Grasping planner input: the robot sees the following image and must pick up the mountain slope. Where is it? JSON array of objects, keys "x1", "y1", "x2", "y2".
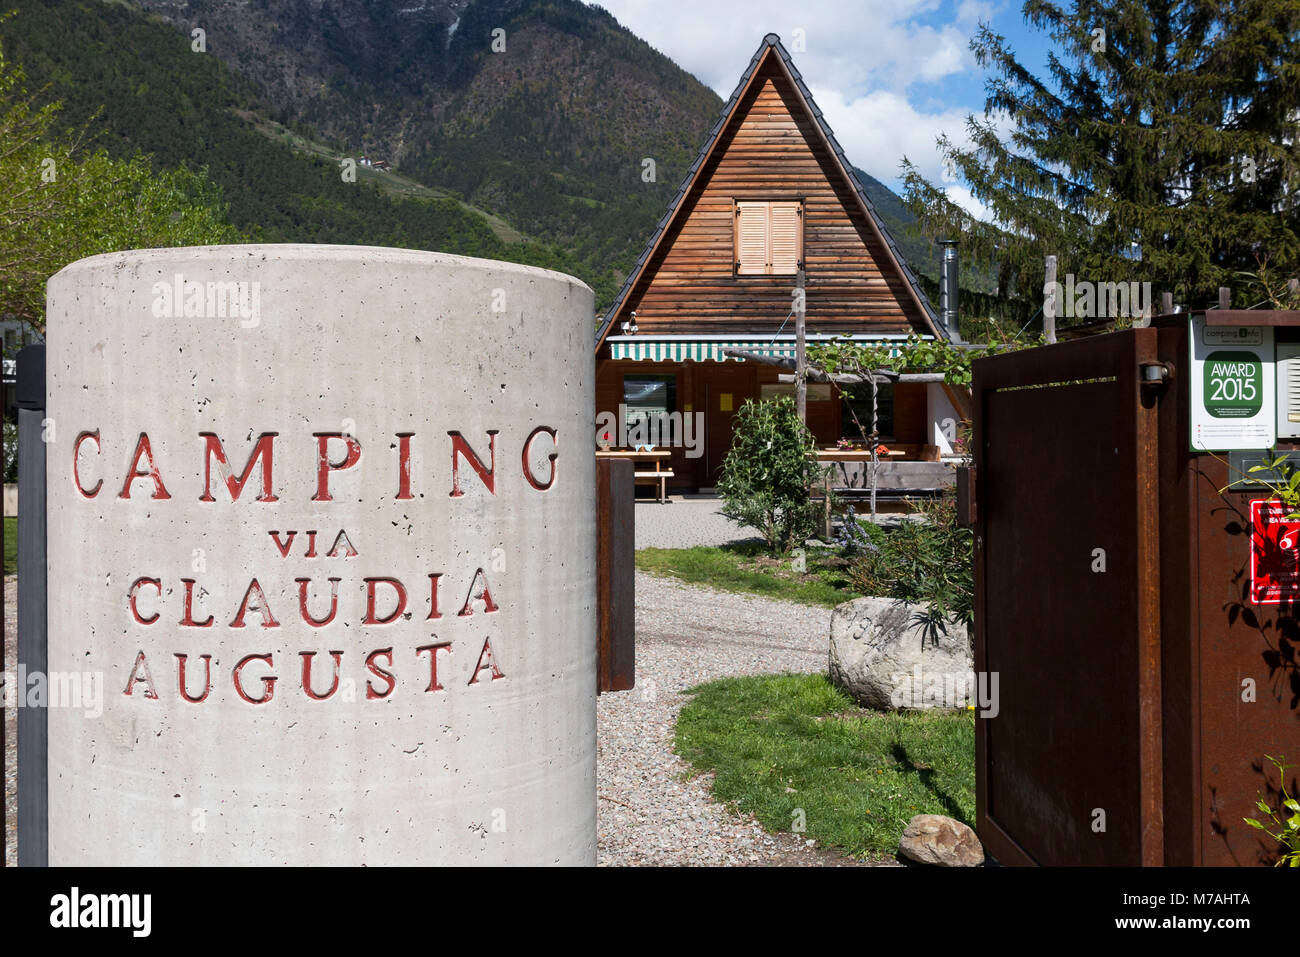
[
  {"x1": 122, "y1": 0, "x2": 941, "y2": 287},
  {"x1": 7, "y1": 0, "x2": 941, "y2": 307},
  {"x1": 4, "y1": 0, "x2": 581, "y2": 279}
]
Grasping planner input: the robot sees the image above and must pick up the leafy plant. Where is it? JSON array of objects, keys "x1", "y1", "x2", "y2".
[
  {"x1": 1244, "y1": 754, "x2": 1300, "y2": 867},
  {"x1": 717, "y1": 395, "x2": 830, "y2": 553},
  {"x1": 1220, "y1": 447, "x2": 1300, "y2": 518},
  {"x1": 2, "y1": 420, "x2": 16, "y2": 483},
  {"x1": 809, "y1": 332, "x2": 1030, "y2": 387},
  {"x1": 848, "y1": 491, "x2": 974, "y2": 631}
]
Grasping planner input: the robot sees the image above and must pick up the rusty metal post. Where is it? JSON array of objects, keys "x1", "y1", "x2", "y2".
[{"x1": 596, "y1": 457, "x2": 635, "y2": 693}]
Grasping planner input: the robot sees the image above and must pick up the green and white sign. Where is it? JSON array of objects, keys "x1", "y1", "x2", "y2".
[{"x1": 1189, "y1": 316, "x2": 1275, "y2": 451}]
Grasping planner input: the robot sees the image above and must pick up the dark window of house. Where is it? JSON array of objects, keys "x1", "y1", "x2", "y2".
[
  {"x1": 841, "y1": 382, "x2": 894, "y2": 442},
  {"x1": 623, "y1": 374, "x2": 677, "y2": 434}
]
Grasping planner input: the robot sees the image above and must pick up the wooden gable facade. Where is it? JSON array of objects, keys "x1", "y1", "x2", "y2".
[{"x1": 595, "y1": 34, "x2": 950, "y2": 492}]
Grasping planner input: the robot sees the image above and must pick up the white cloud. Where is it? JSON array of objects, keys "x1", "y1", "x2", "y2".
[
  {"x1": 592, "y1": 1, "x2": 980, "y2": 95},
  {"x1": 942, "y1": 185, "x2": 993, "y2": 222},
  {"x1": 588, "y1": 0, "x2": 994, "y2": 198}
]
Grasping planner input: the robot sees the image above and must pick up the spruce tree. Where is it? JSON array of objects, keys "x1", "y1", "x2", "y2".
[{"x1": 901, "y1": 0, "x2": 1300, "y2": 318}]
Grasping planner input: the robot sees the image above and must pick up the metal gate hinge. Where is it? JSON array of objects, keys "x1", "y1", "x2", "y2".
[{"x1": 1140, "y1": 361, "x2": 1173, "y2": 387}]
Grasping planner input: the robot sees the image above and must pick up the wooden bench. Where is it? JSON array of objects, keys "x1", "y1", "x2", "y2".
[{"x1": 633, "y1": 467, "x2": 674, "y2": 503}]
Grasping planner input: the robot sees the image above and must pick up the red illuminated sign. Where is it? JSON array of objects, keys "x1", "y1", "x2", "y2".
[{"x1": 1249, "y1": 499, "x2": 1300, "y2": 604}]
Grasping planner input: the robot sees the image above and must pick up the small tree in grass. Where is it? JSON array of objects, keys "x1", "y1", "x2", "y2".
[{"x1": 717, "y1": 395, "x2": 827, "y2": 553}]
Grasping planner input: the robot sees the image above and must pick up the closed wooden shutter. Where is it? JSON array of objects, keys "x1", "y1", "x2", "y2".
[
  {"x1": 734, "y1": 201, "x2": 802, "y2": 275},
  {"x1": 735, "y1": 202, "x2": 768, "y2": 275},
  {"x1": 768, "y1": 202, "x2": 802, "y2": 274}
]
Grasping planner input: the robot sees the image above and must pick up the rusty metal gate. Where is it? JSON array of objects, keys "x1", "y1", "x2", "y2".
[
  {"x1": 971, "y1": 330, "x2": 1164, "y2": 865},
  {"x1": 971, "y1": 320, "x2": 1300, "y2": 866}
]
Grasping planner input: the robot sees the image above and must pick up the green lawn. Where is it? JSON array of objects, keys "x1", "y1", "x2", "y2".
[
  {"x1": 675, "y1": 673, "x2": 976, "y2": 859},
  {"x1": 3, "y1": 517, "x2": 14, "y2": 575},
  {"x1": 635, "y1": 542, "x2": 861, "y2": 607}
]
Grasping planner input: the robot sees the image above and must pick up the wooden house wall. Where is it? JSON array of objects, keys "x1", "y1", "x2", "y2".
[{"x1": 618, "y1": 61, "x2": 923, "y2": 337}]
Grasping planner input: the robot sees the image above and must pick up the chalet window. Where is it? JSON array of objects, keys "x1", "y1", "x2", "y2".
[
  {"x1": 734, "y1": 201, "x2": 802, "y2": 276},
  {"x1": 841, "y1": 383, "x2": 895, "y2": 443},
  {"x1": 623, "y1": 374, "x2": 677, "y2": 438}
]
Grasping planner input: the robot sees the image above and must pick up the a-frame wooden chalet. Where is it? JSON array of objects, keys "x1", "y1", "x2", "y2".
[{"x1": 595, "y1": 33, "x2": 962, "y2": 492}]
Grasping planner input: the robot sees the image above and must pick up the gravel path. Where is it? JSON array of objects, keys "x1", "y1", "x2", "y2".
[
  {"x1": 595, "y1": 570, "x2": 871, "y2": 866},
  {"x1": 634, "y1": 496, "x2": 759, "y2": 549}
]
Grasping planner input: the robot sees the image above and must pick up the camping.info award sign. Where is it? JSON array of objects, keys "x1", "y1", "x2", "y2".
[{"x1": 1188, "y1": 315, "x2": 1275, "y2": 451}]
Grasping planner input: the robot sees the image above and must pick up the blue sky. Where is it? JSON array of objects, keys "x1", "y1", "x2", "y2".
[{"x1": 588, "y1": 1, "x2": 1056, "y2": 216}]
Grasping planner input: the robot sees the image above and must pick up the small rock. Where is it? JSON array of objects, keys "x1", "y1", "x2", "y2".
[{"x1": 898, "y1": 814, "x2": 984, "y2": 867}]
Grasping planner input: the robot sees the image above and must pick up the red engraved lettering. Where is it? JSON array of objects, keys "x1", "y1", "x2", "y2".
[
  {"x1": 179, "y1": 578, "x2": 214, "y2": 627},
  {"x1": 230, "y1": 578, "x2": 280, "y2": 628},
  {"x1": 415, "y1": 642, "x2": 452, "y2": 693},
  {"x1": 396, "y1": 433, "x2": 414, "y2": 500},
  {"x1": 312, "y1": 433, "x2": 362, "y2": 502},
  {"x1": 233, "y1": 653, "x2": 276, "y2": 704},
  {"x1": 364, "y1": 577, "x2": 408, "y2": 624},
  {"x1": 448, "y1": 430, "x2": 498, "y2": 497},
  {"x1": 269, "y1": 530, "x2": 297, "y2": 557},
  {"x1": 296, "y1": 577, "x2": 341, "y2": 627},
  {"x1": 300, "y1": 651, "x2": 343, "y2": 700},
  {"x1": 123, "y1": 650, "x2": 159, "y2": 699},
  {"x1": 128, "y1": 577, "x2": 161, "y2": 625},
  {"x1": 73, "y1": 430, "x2": 103, "y2": 498},
  {"x1": 198, "y1": 432, "x2": 278, "y2": 502},
  {"x1": 365, "y1": 648, "x2": 396, "y2": 700},
  {"x1": 427, "y1": 573, "x2": 443, "y2": 620},
  {"x1": 522, "y1": 426, "x2": 558, "y2": 491},
  {"x1": 458, "y1": 567, "x2": 500, "y2": 617},
  {"x1": 118, "y1": 433, "x2": 171, "y2": 500},
  {"x1": 175, "y1": 653, "x2": 212, "y2": 703},
  {"x1": 305, "y1": 530, "x2": 318, "y2": 558},
  {"x1": 325, "y1": 530, "x2": 358, "y2": 558},
  {"x1": 468, "y1": 636, "x2": 505, "y2": 684}
]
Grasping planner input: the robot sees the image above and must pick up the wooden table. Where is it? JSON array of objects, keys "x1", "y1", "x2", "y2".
[
  {"x1": 815, "y1": 449, "x2": 906, "y2": 462},
  {"x1": 596, "y1": 449, "x2": 673, "y2": 502}
]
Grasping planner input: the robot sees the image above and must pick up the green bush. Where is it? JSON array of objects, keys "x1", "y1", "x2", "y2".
[
  {"x1": 2, "y1": 420, "x2": 16, "y2": 483},
  {"x1": 717, "y1": 395, "x2": 828, "y2": 553},
  {"x1": 848, "y1": 491, "x2": 974, "y2": 628}
]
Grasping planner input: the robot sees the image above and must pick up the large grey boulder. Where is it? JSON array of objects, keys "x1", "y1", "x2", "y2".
[
  {"x1": 898, "y1": 814, "x2": 985, "y2": 867},
  {"x1": 828, "y1": 596, "x2": 973, "y2": 711}
]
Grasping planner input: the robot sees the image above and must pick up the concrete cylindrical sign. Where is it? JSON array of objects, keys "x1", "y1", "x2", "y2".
[{"x1": 44, "y1": 245, "x2": 596, "y2": 865}]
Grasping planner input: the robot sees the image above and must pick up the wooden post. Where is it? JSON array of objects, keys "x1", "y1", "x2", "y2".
[
  {"x1": 1161, "y1": 291, "x2": 1174, "y2": 315},
  {"x1": 1218, "y1": 286, "x2": 1230, "y2": 310},
  {"x1": 1043, "y1": 255, "x2": 1057, "y2": 344},
  {"x1": 823, "y1": 470, "x2": 832, "y2": 540},
  {"x1": 795, "y1": 267, "x2": 807, "y2": 425},
  {"x1": 596, "y1": 458, "x2": 635, "y2": 693},
  {"x1": 869, "y1": 375, "x2": 879, "y2": 519}
]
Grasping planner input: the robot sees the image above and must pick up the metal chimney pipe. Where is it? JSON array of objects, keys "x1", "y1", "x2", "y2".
[{"x1": 938, "y1": 240, "x2": 960, "y2": 340}]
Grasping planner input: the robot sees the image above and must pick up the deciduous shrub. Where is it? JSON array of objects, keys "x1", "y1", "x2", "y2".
[
  {"x1": 848, "y1": 491, "x2": 973, "y2": 628},
  {"x1": 717, "y1": 395, "x2": 829, "y2": 553},
  {"x1": 2, "y1": 420, "x2": 16, "y2": 483}
]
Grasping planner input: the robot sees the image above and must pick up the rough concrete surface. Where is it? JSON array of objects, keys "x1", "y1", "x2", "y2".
[{"x1": 42, "y1": 245, "x2": 596, "y2": 865}]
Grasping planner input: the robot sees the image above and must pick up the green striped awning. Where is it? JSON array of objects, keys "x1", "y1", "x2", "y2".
[{"x1": 607, "y1": 335, "x2": 905, "y2": 362}]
